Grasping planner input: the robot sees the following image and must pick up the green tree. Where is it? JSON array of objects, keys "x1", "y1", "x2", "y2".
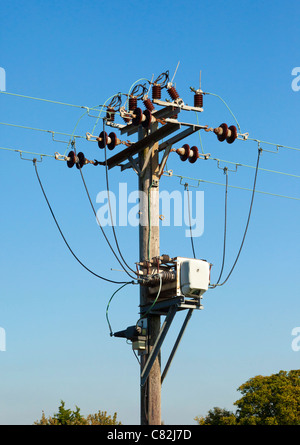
[
  {"x1": 34, "y1": 400, "x2": 122, "y2": 425},
  {"x1": 195, "y1": 407, "x2": 237, "y2": 425},
  {"x1": 195, "y1": 370, "x2": 300, "y2": 425},
  {"x1": 235, "y1": 370, "x2": 300, "y2": 425}
]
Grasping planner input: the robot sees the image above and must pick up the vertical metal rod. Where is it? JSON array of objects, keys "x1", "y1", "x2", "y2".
[{"x1": 161, "y1": 309, "x2": 194, "y2": 384}]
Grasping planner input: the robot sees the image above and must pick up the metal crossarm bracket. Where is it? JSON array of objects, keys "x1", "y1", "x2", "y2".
[
  {"x1": 141, "y1": 305, "x2": 177, "y2": 387},
  {"x1": 103, "y1": 123, "x2": 181, "y2": 170},
  {"x1": 161, "y1": 309, "x2": 194, "y2": 384}
]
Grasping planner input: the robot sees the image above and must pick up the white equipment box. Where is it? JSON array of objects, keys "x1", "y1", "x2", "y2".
[{"x1": 177, "y1": 257, "x2": 211, "y2": 298}]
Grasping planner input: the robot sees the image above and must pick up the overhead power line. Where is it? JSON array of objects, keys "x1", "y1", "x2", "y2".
[
  {"x1": 33, "y1": 159, "x2": 134, "y2": 285},
  {"x1": 164, "y1": 170, "x2": 300, "y2": 201}
]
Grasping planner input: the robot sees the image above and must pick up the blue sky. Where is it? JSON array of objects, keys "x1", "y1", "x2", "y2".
[{"x1": 0, "y1": 0, "x2": 299, "y2": 425}]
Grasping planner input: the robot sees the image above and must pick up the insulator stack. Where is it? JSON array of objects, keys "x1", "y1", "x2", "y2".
[
  {"x1": 129, "y1": 96, "x2": 138, "y2": 111},
  {"x1": 152, "y1": 84, "x2": 161, "y2": 99},
  {"x1": 194, "y1": 92, "x2": 203, "y2": 108},
  {"x1": 131, "y1": 107, "x2": 158, "y2": 129},
  {"x1": 143, "y1": 97, "x2": 155, "y2": 112},
  {"x1": 175, "y1": 144, "x2": 199, "y2": 163},
  {"x1": 106, "y1": 107, "x2": 115, "y2": 122},
  {"x1": 97, "y1": 131, "x2": 122, "y2": 150},
  {"x1": 214, "y1": 123, "x2": 238, "y2": 144},
  {"x1": 167, "y1": 85, "x2": 180, "y2": 101},
  {"x1": 66, "y1": 151, "x2": 93, "y2": 169}
]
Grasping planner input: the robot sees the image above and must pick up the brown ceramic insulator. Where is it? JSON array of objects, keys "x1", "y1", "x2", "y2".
[
  {"x1": 106, "y1": 107, "x2": 115, "y2": 122},
  {"x1": 226, "y1": 125, "x2": 238, "y2": 144},
  {"x1": 67, "y1": 150, "x2": 76, "y2": 168},
  {"x1": 129, "y1": 97, "x2": 137, "y2": 111},
  {"x1": 152, "y1": 84, "x2": 161, "y2": 99},
  {"x1": 189, "y1": 146, "x2": 199, "y2": 164},
  {"x1": 178, "y1": 144, "x2": 190, "y2": 162},
  {"x1": 98, "y1": 131, "x2": 108, "y2": 149},
  {"x1": 194, "y1": 93, "x2": 203, "y2": 108},
  {"x1": 167, "y1": 86, "x2": 180, "y2": 100},
  {"x1": 107, "y1": 132, "x2": 117, "y2": 150},
  {"x1": 216, "y1": 123, "x2": 228, "y2": 142},
  {"x1": 76, "y1": 152, "x2": 86, "y2": 169},
  {"x1": 143, "y1": 98, "x2": 155, "y2": 112}
]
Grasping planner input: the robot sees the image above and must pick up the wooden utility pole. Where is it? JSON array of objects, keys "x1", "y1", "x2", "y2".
[{"x1": 138, "y1": 124, "x2": 161, "y2": 425}]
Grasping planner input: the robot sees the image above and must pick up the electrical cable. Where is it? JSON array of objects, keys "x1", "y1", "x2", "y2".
[
  {"x1": 102, "y1": 119, "x2": 138, "y2": 276},
  {"x1": 72, "y1": 142, "x2": 137, "y2": 281},
  {"x1": 106, "y1": 282, "x2": 132, "y2": 336},
  {"x1": 205, "y1": 91, "x2": 242, "y2": 133},
  {"x1": 33, "y1": 160, "x2": 132, "y2": 285},
  {"x1": 0, "y1": 90, "x2": 91, "y2": 110},
  {"x1": 210, "y1": 147, "x2": 262, "y2": 287},
  {"x1": 210, "y1": 168, "x2": 228, "y2": 288},
  {"x1": 0, "y1": 121, "x2": 85, "y2": 141},
  {"x1": 185, "y1": 183, "x2": 196, "y2": 259},
  {"x1": 164, "y1": 171, "x2": 300, "y2": 201},
  {"x1": 136, "y1": 273, "x2": 162, "y2": 327}
]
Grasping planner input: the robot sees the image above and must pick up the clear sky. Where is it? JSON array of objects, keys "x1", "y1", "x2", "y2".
[{"x1": 0, "y1": 0, "x2": 299, "y2": 425}]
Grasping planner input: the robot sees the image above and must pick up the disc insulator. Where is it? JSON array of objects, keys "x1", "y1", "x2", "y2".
[
  {"x1": 179, "y1": 144, "x2": 190, "y2": 162},
  {"x1": 226, "y1": 125, "x2": 238, "y2": 144},
  {"x1": 107, "y1": 132, "x2": 117, "y2": 150},
  {"x1": 76, "y1": 152, "x2": 86, "y2": 169},
  {"x1": 98, "y1": 131, "x2": 108, "y2": 149},
  {"x1": 216, "y1": 123, "x2": 228, "y2": 142},
  {"x1": 67, "y1": 151, "x2": 76, "y2": 168},
  {"x1": 141, "y1": 109, "x2": 152, "y2": 129},
  {"x1": 189, "y1": 146, "x2": 199, "y2": 164},
  {"x1": 132, "y1": 107, "x2": 143, "y2": 126}
]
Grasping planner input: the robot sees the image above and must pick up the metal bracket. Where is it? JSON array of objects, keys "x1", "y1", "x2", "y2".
[
  {"x1": 140, "y1": 297, "x2": 200, "y2": 387},
  {"x1": 141, "y1": 305, "x2": 177, "y2": 387}
]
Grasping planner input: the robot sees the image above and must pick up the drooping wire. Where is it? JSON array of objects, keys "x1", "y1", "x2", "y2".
[
  {"x1": 210, "y1": 147, "x2": 262, "y2": 288},
  {"x1": 205, "y1": 92, "x2": 242, "y2": 133},
  {"x1": 33, "y1": 159, "x2": 131, "y2": 285},
  {"x1": 184, "y1": 183, "x2": 196, "y2": 259},
  {"x1": 210, "y1": 168, "x2": 228, "y2": 288},
  {"x1": 72, "y1": 141, "x2": 137, "y2": 281},
  {"x1": 106, "y1": 282, "x2": 132, "y2": 336},
  {"x1": 102, "y1": 119, "x2": 138, "y2": 276}
]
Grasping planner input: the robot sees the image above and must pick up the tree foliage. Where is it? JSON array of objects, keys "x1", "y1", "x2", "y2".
[
  {"x1": 34, "y1": 400, "x2": 122, "y2": 425},
  {"x1": 195, "y1": 370, "x2": 300, "y2": 425}
]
